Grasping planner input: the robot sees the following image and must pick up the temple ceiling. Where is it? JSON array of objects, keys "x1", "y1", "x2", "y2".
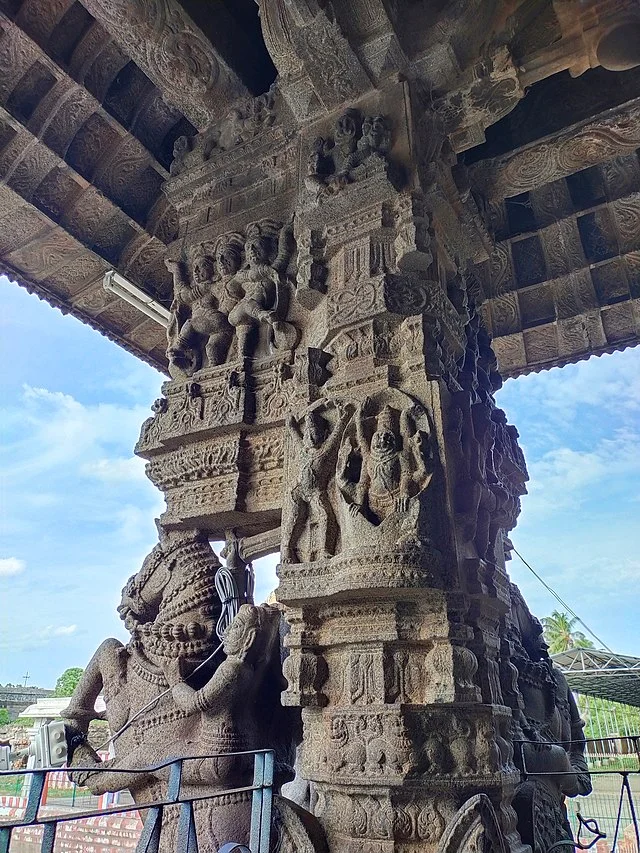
[{"x1": 0, "y1": 0, "x2": 638, "y2": 377}]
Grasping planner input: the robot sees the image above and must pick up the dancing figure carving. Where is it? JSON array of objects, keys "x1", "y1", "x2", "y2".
[
  {"x1": 165, "y1": 234, "x2": 244, "y2": 376},
  {"x1": 306, "y1": 111, "x2": 394, "y2": 196},
  {"x1": 282, "y1": 404, "x2": 353, "y2": 563}
]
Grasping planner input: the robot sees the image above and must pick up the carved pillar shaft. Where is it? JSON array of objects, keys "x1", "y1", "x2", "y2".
[{"x1": 138, "y1": 77, "x2": 532, "y2": 853}]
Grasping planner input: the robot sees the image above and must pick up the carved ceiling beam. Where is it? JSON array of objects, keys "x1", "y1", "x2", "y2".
[
  {"x1": 0, "y1": 15, "x2": 172, "y2": 179},
  {"x1": 469, "y1": 100, "x2": 640, "y2": 200},
  {"x1": 0, "y1": 181, "x2": 167, "y2": 369},
  {"x1": 0, "y1": 103, "x2": 171, "y2": 323},
  {"x1": 77, "y1": 0, "x2": 248, "y2": 129}
]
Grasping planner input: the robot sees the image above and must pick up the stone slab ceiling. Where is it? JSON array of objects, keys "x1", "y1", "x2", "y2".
[
  {"x1": 468, "y1": 70, "x2": 640, "y2": 376},
  {"x1": 0, "y1": 0, "x2": 260, "y2": 370},
  {"x1": 1, "y1": 0, "x2": 639, "y2": 377}
]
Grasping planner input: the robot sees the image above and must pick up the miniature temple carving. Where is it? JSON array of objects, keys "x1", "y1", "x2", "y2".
[{"x1": 58, "y1": 7, "x2": 602, "y2": 851}]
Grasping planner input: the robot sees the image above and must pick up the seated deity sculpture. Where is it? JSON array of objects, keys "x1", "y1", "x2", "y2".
[
  {"x1": 306, "y1": 111, "x2": 393, "y2": 196},
  {"x1": 227, "y1": 221, "x2": 298, "y2": 358},
  {"x1": 165, "y1": 234, "x2": 244, "y2": 376}
]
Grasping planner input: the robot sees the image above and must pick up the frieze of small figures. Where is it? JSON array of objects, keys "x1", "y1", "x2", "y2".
[
  {"x1": 303, "y1": 710, "x2": 414, "y2": 780},
  {"x1": 404, "y1": 709, "x2": 503, "y2": 780},
  {"x1": 305, "y1": 110, "x2": 400, "y2": 200},
  {"x1": 277, "y1": 551, "x2": 444, "y2": 604},
  {"x1": 162, "y1": 476, "x2": 240, "y2": 524},
  {"x1": 144, "y1": 436, "x2": 240, "y2": 492}
]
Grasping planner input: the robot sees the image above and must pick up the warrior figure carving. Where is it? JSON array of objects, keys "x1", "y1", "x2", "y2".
[{"x1": 282, "y1": 404, "x2": 353, "y2": 563}]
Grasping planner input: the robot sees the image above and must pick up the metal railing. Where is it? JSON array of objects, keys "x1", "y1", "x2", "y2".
[
  {"x1": 0, "y1": 749, "x2": 274, "y2": 853},
  {"x1": 515, "y1": 736, "x2": 640, "y2": 853}
]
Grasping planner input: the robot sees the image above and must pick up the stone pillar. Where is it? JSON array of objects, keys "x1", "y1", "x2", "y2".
[
  {"x1": 271, "y1": 82, "x2": 529, "y2": 853},
  {"x1": 133, "y1": 77, "x2": 530, "y2": 853}
]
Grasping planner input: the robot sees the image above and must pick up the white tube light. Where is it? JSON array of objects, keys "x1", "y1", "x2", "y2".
[{"x1": 103, "y1": 270, "x2": 170, "y2": 328}]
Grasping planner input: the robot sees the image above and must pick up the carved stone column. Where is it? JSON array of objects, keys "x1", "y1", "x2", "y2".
[
  {"x1": 268, "y1": 82, "x2": 529, "y2": 853},
  {"x1": 141, "y1": 77, "x2": 530, "y2": 853}
]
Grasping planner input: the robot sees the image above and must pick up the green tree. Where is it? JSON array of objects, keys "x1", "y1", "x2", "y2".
[
  {"x1": 53, "y1": 667, "x2": 84, "y2": 697},
  {"x1": 541, "y1": 610, "x2": 595, "y2": 654},
  {"x1": 0, "y1": 708, "x2": 10, "y2": 725}
]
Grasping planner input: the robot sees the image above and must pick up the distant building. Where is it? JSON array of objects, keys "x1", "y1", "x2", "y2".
[{"x1": 0, "y1": 686, "x2": 53, "y2": 720}]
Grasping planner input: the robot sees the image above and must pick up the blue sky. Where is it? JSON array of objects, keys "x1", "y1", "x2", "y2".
[{"x1": 1, "y1": 275, "x2": 638, "y2": 688}]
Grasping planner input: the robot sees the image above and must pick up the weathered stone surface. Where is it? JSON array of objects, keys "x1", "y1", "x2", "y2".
[{"x1": 19, "y1": 4, "x2": 633, "y2": 852}]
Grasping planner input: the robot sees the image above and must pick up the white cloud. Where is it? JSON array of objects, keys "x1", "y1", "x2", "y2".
[
  {"x1": 0, "y1": 557, "x2": 25, "y2": 577},
  {"x1": 0, "y1": 557, "x2": 27, "y2": 578},
  {"x1": 81, "y1": 456, "x2": 147, "y2": 483},
  {"x1": 47, "y1": 625, "x2": 77, "y2": 637},
  {"x1": 1, "y1": 385, "x2": 151, "y2": 483}
]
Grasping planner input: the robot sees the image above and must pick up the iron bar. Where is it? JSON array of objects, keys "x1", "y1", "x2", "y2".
[{"x1": 0, "y1": 750, "x2": 275, "y2": 853}]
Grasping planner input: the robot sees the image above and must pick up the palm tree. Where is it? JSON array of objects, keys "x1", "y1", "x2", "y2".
[{"x1": 541, "y1": 610, "x2": 595, "y2": 654}]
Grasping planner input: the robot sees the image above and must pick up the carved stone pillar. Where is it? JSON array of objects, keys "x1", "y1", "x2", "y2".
[
  {"x1": 73, "y1": 74, "x2": 533, "y2": 853},
  {"x1": 269, "y1": 81, "x2": 529, "y2": 853}
]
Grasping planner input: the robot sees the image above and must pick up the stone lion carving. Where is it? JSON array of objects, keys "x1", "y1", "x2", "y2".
[
  {"x1": 64, "y1": 598, "x2": 307, "y2": 851},
  {"x1": 62, "y1": 528, "x2": 222, "y2": 795}
]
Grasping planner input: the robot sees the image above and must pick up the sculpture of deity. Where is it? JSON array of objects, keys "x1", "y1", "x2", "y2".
[
  {"x1": 338, "y1": 401, "x2": 431, "y2": 525},
  {"x1": 227, "y1": 220, "x2": 298, "y2": 358},
  {"x1": 282, "y1": 404, "x2": 353, "y2": 563}
]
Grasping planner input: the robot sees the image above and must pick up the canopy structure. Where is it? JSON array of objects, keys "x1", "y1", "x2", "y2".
[{"x1": 552, "y1": 648, "x2": 640, "y2": 708}]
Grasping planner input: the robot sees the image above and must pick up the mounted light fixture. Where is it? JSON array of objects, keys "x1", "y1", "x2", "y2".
[{"x1": 103, "y1": 270, "x2": 170, "y2": 328}]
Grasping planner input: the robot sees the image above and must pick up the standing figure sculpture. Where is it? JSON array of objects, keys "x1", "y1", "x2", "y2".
[
  {"x1": 282, "y1": 405, "x2": 353, "y2": 563},
  {"x1": 227, "y1": 220, "x2": 298, "y2": 358},
  {"x1": 165, "y1": 234, "x2": 243, "y2": 376},
  {"x1": 508, "y1": 584, "x2": 592, "y2": 853},
  {"x1": 338, "y1": 401, "x2": 432, "y2": 525}
]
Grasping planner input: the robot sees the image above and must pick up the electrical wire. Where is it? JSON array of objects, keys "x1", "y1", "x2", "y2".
[{"x1": 512, "y1": 546, "x2": 640, "y2": 682}]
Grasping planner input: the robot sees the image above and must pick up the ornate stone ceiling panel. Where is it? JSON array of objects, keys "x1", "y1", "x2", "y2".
[{"x1": 469, "y1": 99, "x2": 640, "y2": 376}]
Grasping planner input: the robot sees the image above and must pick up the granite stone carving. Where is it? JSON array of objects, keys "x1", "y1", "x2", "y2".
[{"x1": 51, "y1": 10, "x2": 604, "y2": 850}]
